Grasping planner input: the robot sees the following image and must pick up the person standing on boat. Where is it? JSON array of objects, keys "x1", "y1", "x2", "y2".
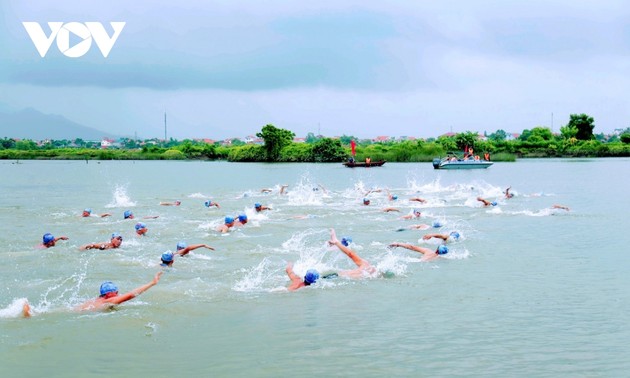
[{"x1": 365, "y1": 157, "x2": 371, "y2": 165}]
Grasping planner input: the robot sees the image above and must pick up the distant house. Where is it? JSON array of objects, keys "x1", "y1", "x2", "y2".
[
  {"x1": 505, "y1": 133, "x2": 520, "y2": 141},
  {"x1": 101, "y1": 138, "x2": 115, "y2": 148},
  {"x1": 440, "y1": 132, "x2": 457, "y2": 138},
  {"x1": 244, "y1": 135, "x2": 256, "y2": 144},
  {"x1": 293, "y1": 137, "x2": 306, "y2": 143},
  {"x1": 477, "y1": 134, "x2": 488, "y2": 141},
  {"x1": 373, "y1": 136, "x2": 392, "y2": 143}
]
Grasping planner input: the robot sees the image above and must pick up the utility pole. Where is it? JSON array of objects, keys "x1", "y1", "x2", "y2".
[
  {"x1": 164, "y1": 112, "x2": 167, "y2": 141},
  {"x1": 551, "y1": 112, "x2": 554, "y2": 132}
]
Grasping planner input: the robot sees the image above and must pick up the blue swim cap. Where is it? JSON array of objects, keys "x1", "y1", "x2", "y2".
[
  {"x1": 176, "y1": 241, "x2": 187, "y2": 250},
  {"x1": 43, "y1": 233, "x2": 55, "y2": 244},
  {"x1": 437, "y1": 245, "x2": 449, "y2": 255},
  {"x1": 111, "y1": 232, "x2": 122, "y2": 240},
  {"x1": 134, "y1": 222, "x2": 146, "y2": 231},
  {"x1": 225, "y1": 216, "x2": 235, "y2": 224},
  {"x1": 341, "y1": 237, "x2": 352, "y2": 247},
  {"x1": 491, "y1": 201, "x2": 497, "y2": 206},
  {"x1": 432, "y1": 221, "x2": 442, "y2": 228},
  {"x1": 161, "y1": 251, "x2": 174, "y2": 263},
  {"x1": 392, "y1": 195, "x2": 398, "y2": 200},
  {"x1": 413, "y1": 209, "x2": 421, "y2": 215},
  {"x1": 238, "y1": 214, "x2": 247, "y2": 222},
  {"x1": 123, "y1": 210, "x2": 133, "y2": 219},
  {"x1": 304, "y1": 269, "x2": 320, "y2": 285},
  {"x1": 450, "y1": 231, "x2": 460, "y2": 240},
  {"x1": 100, "y1": 281, "x2": 118, "y2": 296},
  {"x1": 84, "y1": 208, "x2": 92, "y2": 214},
  {"x1": 254, "y1": 203, "x2": 261, "y2": 208},
  {"x1": 204, "y1": 200, "x2": 212, "y2": 207}
]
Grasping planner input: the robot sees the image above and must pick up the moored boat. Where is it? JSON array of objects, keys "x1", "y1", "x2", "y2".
[
  {"x1": 432, "y1": 152, "x2": 492, "y2": 170},
  {"x1": 343, "y1": 160, "x2": 386, "y2": 168}
]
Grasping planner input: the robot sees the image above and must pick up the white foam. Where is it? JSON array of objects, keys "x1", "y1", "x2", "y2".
[
  {"x1": 0, "y1": 298, "x2": 29, "y2": 318},
  {"x1": 105, "y1": 185, "x2": 136, "y2": 208}
]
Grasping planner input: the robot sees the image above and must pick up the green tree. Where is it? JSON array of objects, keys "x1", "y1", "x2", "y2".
[
  {"x1": 339, "y1": 135, "x2": 357, "y2": 145},
  {"x1": 567, "y1": 113, "x2": 595, "y2": 140},
  {"x1": 310, "y1": 138, "x2": 347, "y2": 162},
  {"x1": 489, "y1": 129, "x2": 508, "y2": 142},
  {"x1": 454, "y1": 131, "x2": 478, "y2": 151},
  {"x1": 15, "y1": 140, "x2": 37, "y2": 150},
  {"x1": 256, "y1": 124, "x2": 295, "y2": 161},
  {"x1": 560, "y1": 124, "x2": 577, "y2": 140},
  {"x1": 305, "y1": 132, "x2": 320, "y2": 144},
  {"x1": 620, "y1": 133, "x2": 630, "y2": 144}
]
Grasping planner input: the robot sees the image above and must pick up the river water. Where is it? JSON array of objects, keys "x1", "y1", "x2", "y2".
[{"x1": 1, "y1": 159, "x2": 628, "y2": 377}]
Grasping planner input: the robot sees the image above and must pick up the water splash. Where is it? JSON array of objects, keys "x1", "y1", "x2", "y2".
[
  {"x1": 0, "y1": 298, "x2": 29, "y2": 318},
  {"x1": 106, "y1": 185, "x2": 136, "y2": 208}
]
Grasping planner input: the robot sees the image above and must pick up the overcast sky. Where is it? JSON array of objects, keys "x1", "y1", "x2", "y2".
[{"x1": 1, "y1": 1, "x2": 629, "y2": 139}]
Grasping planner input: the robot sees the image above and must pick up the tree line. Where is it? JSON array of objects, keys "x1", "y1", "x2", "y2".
[{"x1": 1, "y1": 114, "x2": 629, "y2": 161}]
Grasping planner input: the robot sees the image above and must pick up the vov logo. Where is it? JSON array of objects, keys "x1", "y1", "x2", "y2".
[{"x1": 22, "y1": 22, "x2": 126, "y2": 58}]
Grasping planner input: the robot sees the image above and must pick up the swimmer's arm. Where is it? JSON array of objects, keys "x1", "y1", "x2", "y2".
[
  {"x1": 99, "y1": 213, "x2": 112, "y2": 218},
  {"x1": 109, "y1": 272, "x2": 162, "y2": 305},
  {"x1": 422, "y1": 233, "x2": 447, "y2": 241},
  {"x1": 389, "y1": 242, "x2": 427, "y2": 254},
  {"x1": 285, "y1": 262, "x2": 302, "y2": 282},
  {"x1": 177, "y1": 244, "x2": 215, "y2": 256},
  {"x1": 55, "y1": 236, "x2": 69, "y2": 242},
  {"x1": 143, "y1": 215, "x2": 159, "y2": 219},
  {"x1": 80, "y1": 243, "x2": 102, "y2": 250}
]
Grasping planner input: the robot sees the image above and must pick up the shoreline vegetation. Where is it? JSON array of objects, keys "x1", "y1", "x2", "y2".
[{"x1": 2, "y1": 116, "x2": 630, "y2": 162}]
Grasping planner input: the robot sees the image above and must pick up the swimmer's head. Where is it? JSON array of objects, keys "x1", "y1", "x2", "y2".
[
  {"x1": 134, "y1": 222, "x2": 146, "y2": 231},
  {"x1": 161, "y1": 251, "x2": 174, "y2": 264},
  {"x1": 449, "y1": 231, "x2": 460, "y2": 240},
  {"x1": 341, "y1": 237, "x2": 352, "y2": 247},
  {"x1": 238, "y1": 214, "x2": 248, "y2": 223},
  {"x1": 254, "y1": 203, "x2": 261, "y2": 209},
  {"x1": 413, "y1": 209, "x2": 421, "y2": 216},
  {"x1": 83, "y1": 208, "x2": 92, "y2": 216},
  {"x1": 363, "y1": 198, "x2": 370, "y2": 205},
  {"x1": 99, "y1": 281, "x2": 118, "y2": 297},
  {"x1": 391, "y1": 195, "x2": 398, "y2": 200},
  {"x1": 175, "y1": 200, "x2": 181, "y2": 206},
  {"x1": 436, "y1": 245, "x2": 449, "y2": 255},
  {"x1": 176, "y1": 241, "x2": 187, "y2": 251},
  {"x1": 491, "y1": 201, "x2": 497, "y2": 206},
  {"x1": 204, "y1": 200, "x2": 212, "y2": 207},
  {"x1": 123, "y1": 210, "x2": 133, "y2": 219},
  {"x1": 432, "y1": 221, "x2": 442, "y2": 228},
  {"x1": 303, "y1": 269, "x2": 320, "y2": 285},
  {"x1": 225, "y1": 216, "x2": 235, "y2": 225},
  {"x1": 43, "y1": 233, "x2": 55, "y2": 245},
  {"x1": 111, "y1": 232, "x2": 123, "y2": 241}
]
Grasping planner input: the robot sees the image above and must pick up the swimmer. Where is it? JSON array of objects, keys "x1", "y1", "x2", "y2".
[
  {"x1": 204, "y1": 200, "x2": 220, "y2": 208},
  {"x1": 235, "y1": 214, "x2": 248, "y2": 227},
  {"x1": 422, "y1": 231, "x2": 461, "y2": 242},
  {"x1": 396, "y1": 224, "x2": 431, "y2": 231},
  {"x1": 387, "y1": 190, "x2": 398, "y2": 201},
  {"x1": 327, "y1": 228, "x2": 377, "y2": 278},
  {"x1": 160, "y1": 251, "x2": 175, "y2": 267},
  {"x1": 388, "y1": 242, "x2": 449, "y2": 262},
  {"x1": 160, "y1": 200, "x2": 181, "y2": 206},
  {"x1": 216, "y1": 216, "x2": 235, "y2": 233},
  {"x1": 76, "y1": 271, "x2": 162, "y2": 312},
  {"x1": 254, "y1": 203, "x2": 271, "y2": 212},
  {"x1": 365, "y1": 188, "x2": 382, "y2": 196},
  {"x1": 21, "y1": 272, "x2": 163, "y2": 317},
  {"x1": 123, "y1": 210, "x2": 159, "y2": 220},
  {"x1": 400, "y1": 209, "x2": 422, "y2": 220},
  {"x1": 409, "y1": 197, "x2": 427, "y2": 203},
  {"x1": 504, "y1": 186, "x2": 514, "y2": 199},
  {"x1": 382, "y1": 207, "x2": 400, "y2": 213},
  {"x1": 551, "y1": 204, "x2": 570, "y2": 211},
  {"x1": 477, "y1": 197, "x2": 497, "y2": 207},
  {"x1": 80, "y1": 233, "x2": 123, "y2": 250},
  {"x1": 175, "y1": 241, "x2": 215, "y2": 257},
  {"x1": 362, "y1": 198, "x2": 371, "y2": 206},
  {"x1": 135, "y1": 222, "x2": 148, "y2": 236},
  {"x1": 41, "y1": 233, "x2": 69, "y2": 248},
  {"x1": 280, "y1": 184, "x2": 289, "y2": 195},
  {"x1": 285, "y1": 262, "x2": 320, "y2": 291},
  {"x1": 82, "y1": 208, "x2": 111, "y2": 218}
]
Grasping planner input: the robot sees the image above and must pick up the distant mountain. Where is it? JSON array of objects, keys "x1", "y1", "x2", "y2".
[{"x1": 0, "y1": 108, "x2": 119, "y2": 141}]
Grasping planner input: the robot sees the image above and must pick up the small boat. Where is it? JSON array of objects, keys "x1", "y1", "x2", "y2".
[
  {"x1": 343, "y1": 160, "x2": 386, "y2": 168},
  {"x1": 432, "y1": 152, "x2": 492, "y2": 170}
]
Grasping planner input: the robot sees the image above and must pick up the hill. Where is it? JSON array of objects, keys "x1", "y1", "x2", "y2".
[{"x1": 0, "y1": 108, "x2": 119, "y2": 140}]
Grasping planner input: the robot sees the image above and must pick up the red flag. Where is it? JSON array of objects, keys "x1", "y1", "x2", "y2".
[{"x1": 350, "y1": 140, "x2": 356, "y2": 156}]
